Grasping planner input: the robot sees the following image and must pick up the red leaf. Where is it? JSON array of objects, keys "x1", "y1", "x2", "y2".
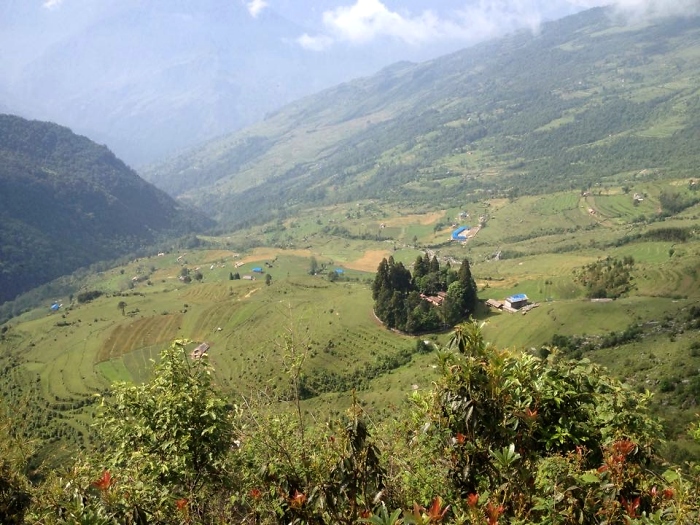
[
  {"x1": 485, "y1": 502, "x2": 504, "y2": 525},
  {"x1": 91, "y1": 471, "x2": 113, "y2": 491},
  {"x1": 427, "y1": 496, "x2": 449, "y2": 521},
  {"x1": 621, "y1": 496, "x2": 640, "y2": 518},
  {"x1": 290, "y1": 490, "x2": 306, "y2": 509},
  {"x1": 613, "y1": 440, "x2": 636, "y2": 456}
]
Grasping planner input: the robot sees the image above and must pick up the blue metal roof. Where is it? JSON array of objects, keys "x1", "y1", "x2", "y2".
[
  {"x1": 451, "y1": 226, "x2": 470, "y2": 240},
  {"x1": 507, "y1": 293, "x2": 528, "y2": 301}
]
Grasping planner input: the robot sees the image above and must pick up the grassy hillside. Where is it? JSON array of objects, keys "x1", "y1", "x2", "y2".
[
  {"x1": 2, "y1": 184, "x2": 698, "y2": 463},
  {"x1": 144, "y1": 8, "x2": 700, "y2": 233},
  {"x1": 0, "y1": 114, "x2": 212, "y2": 304},
  {"x1": 4, "y1": 6, "x2": 700, "y2": 471}
]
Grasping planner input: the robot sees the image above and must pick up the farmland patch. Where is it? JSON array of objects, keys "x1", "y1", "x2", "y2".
[{"x1": 97, "y1": 314, "x2": 183, "y2": 363}]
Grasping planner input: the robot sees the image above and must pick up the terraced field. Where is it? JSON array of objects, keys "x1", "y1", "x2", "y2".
[
  {"x1": 1, "y1": 193, "x2": 699, "y2": 462},
  {"x1": 590, "y1": 193, "x2": 656, "y2": 223},
  {"x1": 98, "y1": 314, "x2": 184, "y2": 362}
]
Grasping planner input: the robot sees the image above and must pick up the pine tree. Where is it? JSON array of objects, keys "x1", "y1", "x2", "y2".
[
  {"x1": 457, "y1": 259, "x2": 478, "y2": 317},
  {"x1": 372, "y1": 258, "x2": 390, "y2": 301},
  {"x1": 429, "y1": 255, "x2": 440, "y2": 274},
  {"x1": 413, "y1": 255, "x2": 428, "y2": 281}
]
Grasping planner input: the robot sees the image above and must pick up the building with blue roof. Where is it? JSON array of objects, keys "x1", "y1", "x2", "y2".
[
  {"x1": 451, "y1": 226, "x2": 470, "y2": 241},
  {"x1": 505, "y1": 293, "x2": 529, "y2": 310}
]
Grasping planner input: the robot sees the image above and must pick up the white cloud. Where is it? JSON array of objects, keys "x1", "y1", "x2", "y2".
[
  {"x1": 296, "y1": 0, "x2": 700, "y2": 52},
  {"x1": 611, "y1": 0, "x2": 700, "y2": 17},
  {"x1": 321, "y1": 0, "x2": 462, "y2": 45},
  {"x1": 564, "y1": 0, "x2": 700, "y2": 17},
  {"x1": 43, "y1": 0, "x2": 64, "y2": 9},
  {"x1": 297, "y1": 33, "x2": 335, "y2": 51},
  {"x1": 298, "y1": 0, "x2": 547, "y2": 50},
  {"x1": 246, "y1": 0, "x2": 269, "y2": 18}
]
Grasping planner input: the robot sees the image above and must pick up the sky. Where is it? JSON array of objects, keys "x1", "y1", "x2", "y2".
[
  {"x1": 28, "y1": 0, "x2": 700, "y2": 55},
  {"x1": 0, "y1": 1, "x2": 693, "y2": 75}
]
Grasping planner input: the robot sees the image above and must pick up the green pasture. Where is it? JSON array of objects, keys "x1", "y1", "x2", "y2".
[
  {"x1": 588, "y1": 329, "x2": 700, "y2": 434},
  {"x1": 589, "y1": 193, "x2": 656, "y2": 223},
  {"x1": 476, "y1": 193, "x2": 596, "y2": 246},
  {"x1": 481, "y1": 295, "x2": 684, "y2": 351},
  {"x1": 1, "y1": 249, "x2": 424, "y2": 433},
  {"x1": 2, "y1": 197, "x2": 699, "y2": 460}
]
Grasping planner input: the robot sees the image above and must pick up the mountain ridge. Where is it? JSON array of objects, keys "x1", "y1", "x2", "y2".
[
  {"x1": 0, "y1": 114, "x2": 212, "y2": 304},
  {"x1": 144, "y1": 7, "x2": 700, "y2": 228}
]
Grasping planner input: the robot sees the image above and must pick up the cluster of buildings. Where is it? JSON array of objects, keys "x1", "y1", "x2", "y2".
[{"x1": 486, "y1": 293, "x2": 538, "y2": 314}]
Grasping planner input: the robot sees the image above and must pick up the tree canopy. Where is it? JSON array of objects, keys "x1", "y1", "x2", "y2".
[{"x1": 373, "y1": 256, "x2": 477, "y2": 333}]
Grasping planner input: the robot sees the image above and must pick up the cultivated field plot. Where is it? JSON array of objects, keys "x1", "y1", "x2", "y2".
[
  {"x1": 589, "y1": 193, "x2": 656, "y2": 223},
  {"x1": 98, "y1": 314, "x2": 184, "y2": 362},
  {"x1": 476, "y1": 193, "x2": 597, "y2": 247}
]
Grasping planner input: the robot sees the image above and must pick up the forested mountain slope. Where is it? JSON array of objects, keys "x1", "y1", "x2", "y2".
[
  {"x1": 144, "y1": 7, "x2": 700, "y2": 228},
  {"x1": 0, "y1": 115, "x2": 211, "y2": 303}
]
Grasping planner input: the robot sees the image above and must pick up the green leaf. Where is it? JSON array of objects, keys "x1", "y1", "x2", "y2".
[{"x1": 579, "y1": 472, "x2": 600, "y2": 484}]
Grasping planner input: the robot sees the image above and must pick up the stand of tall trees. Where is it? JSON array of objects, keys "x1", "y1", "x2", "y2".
[{"x1": 372, "y1": 254, "x2": 477, "y2": 333}]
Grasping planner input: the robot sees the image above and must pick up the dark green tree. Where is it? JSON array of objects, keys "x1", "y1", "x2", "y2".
[
  {"x1": 429, "y1": 255, "x2": 440, "y2": 274},
  {"x1": 444, "y1": 282, "x2": 467, "y2": 326},
  {"x1": 309, "y1": 256, "x2": 319, "y2": 275},
  {"x1": 388, "y1": 257, "x2": 412, "y2": 294},
  {"x1": 457, "y1": 258, "x2": 478, "y2": 317},
  {"x1": 413, "y1": 255, "x2": 429, "y2": 281},
  {"x1": 372, "y1": 258, "x2": 390, "y2": 301}
]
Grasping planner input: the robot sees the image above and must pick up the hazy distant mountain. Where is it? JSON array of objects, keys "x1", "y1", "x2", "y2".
[
  {"x1": 6, "y1": 2, "x2": 319, "y2": 165},
  {"x1": 144, "y1": 7, "x2": 700, "y2": 228},
  {"x1": 0, "y1": 114, "x2": 211, "y2": 304},
  {"x1": 0, "y1": 0, "x2": 591, "y2": 166},
  {"x1": 0, "y1": 1, "x2": 439, "y2": 166}
]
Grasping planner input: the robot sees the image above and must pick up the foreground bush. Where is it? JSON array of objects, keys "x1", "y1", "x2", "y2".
[{"x1": 22, "y1": 324, "x2": 700, "y2": 523}]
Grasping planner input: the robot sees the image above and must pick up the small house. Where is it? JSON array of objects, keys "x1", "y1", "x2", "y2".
[
  {"x1": 252, "y1": 267, "x2": 263, "y2": 273},
  {"x1": 505, "y1": 294, "x2": 529, "y2": 310},
  {"x1": 421, "y1": 291, "x2": 447, "y2": 307},
  {"x1": 191, "y1": 342, "x2": 210, "y2": 359},
  {"x1": 485, "y1": 299, "x2": 504, "y2": 310}
]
